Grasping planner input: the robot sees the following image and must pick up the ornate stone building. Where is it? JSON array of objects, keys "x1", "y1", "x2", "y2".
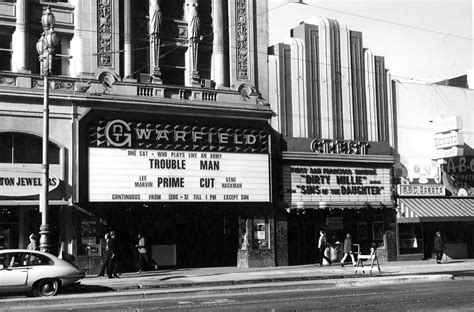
[{"x1": 0, "y1": 0, "x2": 276, "y2": 272}]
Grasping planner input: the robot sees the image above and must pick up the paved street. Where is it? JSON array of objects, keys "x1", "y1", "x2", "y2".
[
  {"x1": 4, "y1": 278, "x2": 474, "y2": 311},
  {"x1": 1, "y1": 259, "x2": 473, "y2": 311}
]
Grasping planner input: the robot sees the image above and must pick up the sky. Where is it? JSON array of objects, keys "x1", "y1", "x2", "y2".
[{"x1": 268, "y1": 0, "x2": 472, "y2": 83}]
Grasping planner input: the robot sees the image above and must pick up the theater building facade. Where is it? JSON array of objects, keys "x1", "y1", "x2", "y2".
[
  {"x1": 0, "y1": 0, "x2": 279, "y2": 272},
  {"x1": 269, "y1": 18, "x2": 398, "y2": 263}
]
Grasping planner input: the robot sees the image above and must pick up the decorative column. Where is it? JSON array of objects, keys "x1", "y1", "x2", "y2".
[
  {"x1": 212, "y1": 0, "x2": 226, "y2": 87},
  {"x1": 187, "y1": 0, "x2": 201, "y2": 85},
  {"x1": 149, "y1": 0, "x2": 162, "y2": 83},
  {"x1": 71, "y1": 0, "x2": 84, "y2": 77},
  {"x1": 12, "y1": 0, "x2": 28, "y2": 72},
  {"x1": 124, "y1": 0, "x2": 133, "y2": 79}
]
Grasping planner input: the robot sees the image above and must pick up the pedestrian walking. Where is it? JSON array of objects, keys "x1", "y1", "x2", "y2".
[
  {"x1": 27, "y1": 233, "x2": 39, "y2": 250},
  {"x1": 340, "y1": 233, "x2": 356, "y2": 267},
  {"x1": 434, "y1": 231, "x2": 445, "y2": 264},
  {"x1": 136, "y1": 233, "x2": 151, "y2": 273},
  {"x1": 317, "y1": 230, "x2": 331, "y2": 266},
  {"x1": 97, "y1": 233, "x2": 111, "y2": 277}
]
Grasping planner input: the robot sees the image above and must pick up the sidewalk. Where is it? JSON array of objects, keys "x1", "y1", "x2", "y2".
[
  {"x1": 73, "y1": 258, "x2": 473, "y2": 292},
  {"x1": 1, "y1": 259, "x2": 473, "y2": 309}
]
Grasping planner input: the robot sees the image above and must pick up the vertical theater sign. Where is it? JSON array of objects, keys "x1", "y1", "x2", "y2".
[{"x1": 88, "y1": 119, "x2": 271, "y2": 202}]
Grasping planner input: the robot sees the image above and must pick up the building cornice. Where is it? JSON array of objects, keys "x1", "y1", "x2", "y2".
[{"x1": 0, "y1": 73, "x2": 274, "y2": 120}]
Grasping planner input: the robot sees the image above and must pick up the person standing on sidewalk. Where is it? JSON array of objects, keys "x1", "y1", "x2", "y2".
[
  {"x1": 317, "y1": 230, "x2": 331, "y2": 266},
  {"x1": 340, "y1": 233, "x2": 356, "y2": 267},
  {"x1": 136, "y1": 233, "x2": 150, "y2": 273},
  {"x1": 108, "y1": 231, "x2": 120, "y2": 278},
  {"x1": 27, "y1": 233, "x2": 39, "y2": 250},
  {"x1": 434, "y1": 231, "x2": 445, "y2": 264},
  {"x1": 98, "y1": 233, "x2": 111, "y2": 277}
]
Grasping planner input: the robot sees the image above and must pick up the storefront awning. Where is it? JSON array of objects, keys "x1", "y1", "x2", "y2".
[{"x1": 397, "y1": 197, "x2": 474, "y2": 223}]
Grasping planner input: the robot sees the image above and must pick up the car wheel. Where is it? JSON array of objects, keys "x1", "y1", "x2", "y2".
[{"x1": 32, "y1": 279, "x2": 60, "y2": 297}]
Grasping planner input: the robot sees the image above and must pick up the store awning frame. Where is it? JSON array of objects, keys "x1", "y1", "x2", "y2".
[{"x1": 397, "y1": 197, "x2": 474, "y2": 223}]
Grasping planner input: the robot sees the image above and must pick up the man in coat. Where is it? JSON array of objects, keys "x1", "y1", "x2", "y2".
[
  {"x1": 434, "y1": 231, "x2": 445, "y2": 264},
  {"x1": 340, "y1": 233, "x2": 356, "y2": 267},
  {"x1": 317, "y1": 230, "x2": 331, "y2": 266}
]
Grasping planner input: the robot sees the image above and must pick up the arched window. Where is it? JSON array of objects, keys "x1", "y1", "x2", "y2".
[{"x1": 0, "y1": 132, "x2": 60, "y2": 164}]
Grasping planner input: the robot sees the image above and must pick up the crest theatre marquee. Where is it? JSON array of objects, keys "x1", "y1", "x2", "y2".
[
  {"x1": 88, "y1": 119, "x2": 271, "y2": 202},
  {"x1": 283, "y1": 165, "x2": 391, "y2": 205}
]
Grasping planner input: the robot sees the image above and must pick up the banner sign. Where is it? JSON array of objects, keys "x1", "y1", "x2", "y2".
[
  {"x1": 0, "y1": 168, "x2": 60, "y2": 197},
  {"x1": 89, "y1": 148, "x2": 270, "y2": 202},
  {"x1": 397, "y1": 184, "x2": 445, "y2": 196},
  {"x1": 283, "y1": 165, "x2": 391, "y2": 203}
]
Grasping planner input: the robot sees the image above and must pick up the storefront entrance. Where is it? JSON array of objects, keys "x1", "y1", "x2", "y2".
[
  {"x1": 287, "y1": 208, "x2": 395, "y2": 265},
  {"x1": 76, "y1": 203, "x2": 242, "y2": 271}
]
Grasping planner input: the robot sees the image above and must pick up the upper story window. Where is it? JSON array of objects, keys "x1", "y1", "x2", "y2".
[
  {"x1": 0, "y1": 132, "x2": 60, "y2": 164},
  {"x1": 0, "y1": 31, "x2": 12, "y2": 71}
]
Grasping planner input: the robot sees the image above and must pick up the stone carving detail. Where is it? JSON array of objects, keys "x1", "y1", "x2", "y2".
[
  {"x1": 149, "y1": 0, "x2": 163, "y2": 83},
  {"x1": 0, "y1": 76, "x2": 16, "y2": 85},
  {"x1": 98, "y1": 0, "x2": 112, "y2": 66},
  {"x1": 187, "y1": 0, "x2": 201, "y2": 85},
  {"x1": 236, "y1": 0, "x2": 249, "y2": 80}
]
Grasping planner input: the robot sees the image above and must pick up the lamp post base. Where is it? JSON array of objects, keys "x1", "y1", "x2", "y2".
[{"x1": 39, "y1": 224, "x2": 53, "y2": 253}]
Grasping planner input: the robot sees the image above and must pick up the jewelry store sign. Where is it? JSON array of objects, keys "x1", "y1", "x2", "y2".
[
  {"x1": 283, "y1": 165, "x2": 391, "y2": 203},
  {"x1": 88, "y1": 119, "x2": 270, "y2": 202},
  {"x1": 0, "y1": 168, "x2": 60, "y2": 197}
]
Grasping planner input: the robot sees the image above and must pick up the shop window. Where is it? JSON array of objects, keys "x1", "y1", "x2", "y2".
[
  {"x1": 398, "y1": 223, "x2": 423, "y2": 255},
  {"x1": 0, "y1": 132, "x2": 60, "y2": 164},
  {"x1": 444, "y1": 222, "x2": 466, "y2": 243},
  {"x1": 372, "y1": 221, "x2": 384, "y2": 241},
  {"x1": 0, "y1": 31, "x2": 12, "y2": 71}
]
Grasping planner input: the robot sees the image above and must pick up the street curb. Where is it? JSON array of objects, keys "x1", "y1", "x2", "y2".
[{"x1": 0, "y1": 274, "x2": 454, "y2": 310}]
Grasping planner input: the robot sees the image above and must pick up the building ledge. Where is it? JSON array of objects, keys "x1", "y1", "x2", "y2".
[{"x1": 0, "y1": 71, "x2": 273, "y2": 119}]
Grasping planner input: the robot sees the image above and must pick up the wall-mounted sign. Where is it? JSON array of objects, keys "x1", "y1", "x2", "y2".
[
  {"x1": 441, "y1": 156, "x2": 474, "y2": 196},
  {"x1": 434, "y1": 116, "x2": 462, "y2": 133},
  {"x1": 0, "y1": 168, "x2": 60, "y2": 197},
  {"x1": 89, "y1": 119, "x2": 269, "y2": 154},
  {"x1": 397, "y1": 184, "x2": 445, "y2": 196},
  {"x1": 283, "y1": 165, "x2": 391, "y2": 203},
  {"x1": 433, "y1": 147, "x2": 464, "y2": 159},
  {"x1": 310, "y1": 139, "x2": 369, "y2": 155},
  {"x1": 433, "y1": 116, "x2": 464, "y2": 159},
  {"x1": 89, "y1": 148, "x2": 270, "y2": 202},
  {"x1": 434, "y1": 131, "x2": 463, "y2": 149}
]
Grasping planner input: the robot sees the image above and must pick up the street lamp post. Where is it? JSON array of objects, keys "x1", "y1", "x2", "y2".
[{"x1": 36, "y1": 6, "x2": 58, "y2": 253}]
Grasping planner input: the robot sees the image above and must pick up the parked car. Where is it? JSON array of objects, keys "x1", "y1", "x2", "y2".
[{"x1": 0, "y1": 249, "x2": 85, "y2": 297}]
